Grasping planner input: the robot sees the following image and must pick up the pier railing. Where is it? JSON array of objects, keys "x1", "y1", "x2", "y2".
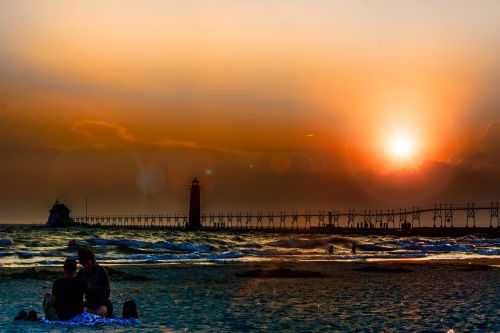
[{"x1": 71, "y1": 202, "x2": 500, "y2": 231}]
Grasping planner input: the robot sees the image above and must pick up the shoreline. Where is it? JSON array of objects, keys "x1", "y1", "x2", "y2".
[
  {"x1": 1, "y1": 257, "x2": 498, "y2": 274},
  {"x1": 3, "y1": 224, "x2": 500, "y2": 238}
]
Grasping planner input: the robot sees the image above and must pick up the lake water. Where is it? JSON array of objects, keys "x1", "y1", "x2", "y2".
[{"x1": 0, "y1": 225, "x2": 499, "y2": 267}]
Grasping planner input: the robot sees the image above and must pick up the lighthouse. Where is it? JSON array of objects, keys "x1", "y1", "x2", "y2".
[{"x1": 188, "y1": 177, "x2": 201, "y2": 229}]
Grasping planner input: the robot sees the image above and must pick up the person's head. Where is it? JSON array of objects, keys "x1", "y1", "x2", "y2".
[
  {"x1": 122, "y1": 299, "x2": 138, "y2": 319},
  {"x1": 63, "y1": 258, "x2": 77, "y2": 278},
  {"x1": 77, "y1": 248, "x2": 96, "y2": 273}
]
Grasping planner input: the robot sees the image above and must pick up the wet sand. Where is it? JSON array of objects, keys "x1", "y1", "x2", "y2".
[{"x1": 1, "y1": 259, "x2": 498, "y2": 332}]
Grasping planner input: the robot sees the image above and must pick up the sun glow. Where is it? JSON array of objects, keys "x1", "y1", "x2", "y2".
[{"x1": 389, "y1": 136, "x2": 414, "y2": 159}]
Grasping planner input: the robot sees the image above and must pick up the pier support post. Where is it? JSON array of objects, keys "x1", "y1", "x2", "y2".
[
  {"x1": 267, "y1": 212, "x2": 275, "y2": 229},
  {"x1": 333, "y1": 211, "x2": 341, "y2": 227},
  {"x1": 236, "y1": 213, "x2": 242, "y2": 229},
  {"x1": 348, "y1": 210, "x2": 355, "y2": 228},
  {"x1": 208, "y1": 213, "x2": 214, "y2": 229},
  {"x1": 466, "y1": 203, "x2": 476, "y2": 228},
  {"x1": 256, "y1": 212, "x2": 263, "y2": 229},
  {"x1": 304, "y1": 211, "x2": 312, "y2": 229},
  {"x1": 217, "y1": 213, "x2": 224, "y2": 228},
  {"x1": 433, "y1": 204, "x2": 442, "y2": 228},
  {"x1": 399, "y1": 209, "x2": 408, "y2": 229},
  {"x1": 411, "y1": 207, "x2": 421, "y2": 228},
  {"x1": 245, "y1": 213, "x2": 252, "y2": 229},
  {"x1": 376, "y1": 211, "x2": 383, "y2": 228},
  {"x1": 363, "y1": 210, "x2": 372, "y2": 229},
  {"x1": 489, "y1": 202, "x2": 499, "y2": 228},
  {"x1": 279, "y1": 212, "x2": 286, "y2": 229},
  {"x1": 318, "y1": 210, "x2": 326, "y2": 228},
  {"x1": 387, "y1": 210, "x2": 395, "y2": 229},
  {"x1": 444, "y1": 204, "x2": 453, "y2": 227},
  {"x1": 292, "y1": 211, "x2": 298, "y2": 229}
]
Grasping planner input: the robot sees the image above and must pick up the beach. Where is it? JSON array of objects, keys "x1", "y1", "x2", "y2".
[
  {"x1": 0, "y1": 226, "x2": 499, "y2": 331},
  {"x1": 1, "y1": 259, "x2": 499, "y2": 332}
]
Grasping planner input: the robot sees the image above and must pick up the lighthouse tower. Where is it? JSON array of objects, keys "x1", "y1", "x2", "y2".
[{"x1": 188, "y1": 178, "x2": 201, "y2": 229}]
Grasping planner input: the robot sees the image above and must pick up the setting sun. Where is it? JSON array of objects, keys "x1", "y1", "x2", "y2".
[{"x1": 389, "y1": 136, "x2": 414, "y2": 159}]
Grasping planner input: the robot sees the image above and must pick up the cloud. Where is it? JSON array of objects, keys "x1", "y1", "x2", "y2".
[
  {"x1": 448, "y1": 120, "x2": 500, "y2": 169},
  {"x1": 71, "y1": 120, "x2": 136, "y2": 143},
  {"x1": 70, "y1": 119, "x2": 261, "y2": 158},
  {"x1": 480, "y1": 120, "x2": 500, "y2": 156},
  {"x1": 152, "y1": 139, "x2": 261, "y2": 157}
]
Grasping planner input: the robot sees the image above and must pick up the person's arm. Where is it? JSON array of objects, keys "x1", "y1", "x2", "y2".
[
  {"x1": 51, "y1": 281, "x2": 58, "y2": 306},
  {"x1": 89, "y1": 266, "x2": 111, "y2": 299},
  {"x1": 78, "y1": 268, "x2": 93, "y2": 289}
]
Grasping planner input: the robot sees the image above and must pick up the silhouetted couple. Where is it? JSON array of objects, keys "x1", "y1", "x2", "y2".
[{"x1": 43, "y1": 248, "x2": 113, "y2": 321}]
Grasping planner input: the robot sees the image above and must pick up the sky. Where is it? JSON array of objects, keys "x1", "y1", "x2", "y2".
[{"x1": 1, "y1": 0, "x2": 500, "y2": 224}]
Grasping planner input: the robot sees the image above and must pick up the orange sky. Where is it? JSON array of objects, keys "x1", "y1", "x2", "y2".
[{"x1": 1, "y1": 0, "x2": 500, "y2": 223}]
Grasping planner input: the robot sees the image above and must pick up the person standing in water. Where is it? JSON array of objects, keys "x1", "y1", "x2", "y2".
[
  {"x1": 43, "y1": 258, "x2": 87, "y2": 321},
  {"x1": 351, "y1": 242, "x2": 357, "y2": 254},
  {"x1": 77, "y1": 248, "x2": 113, "y2": 317}
]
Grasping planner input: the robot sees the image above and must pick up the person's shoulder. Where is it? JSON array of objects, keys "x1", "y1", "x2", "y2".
[
  {"x1": 73, "y1": 276, "x2": 87, "y2": 289},
  {"x1": 52, "y1": 277, "x2": 68, "y2": 293},
  {"x1": 95, "y1": 263, "x2": 108, "y2": 274},
  {"x1": 53, "y1": 277, "x2": 64, "y2": 287}
]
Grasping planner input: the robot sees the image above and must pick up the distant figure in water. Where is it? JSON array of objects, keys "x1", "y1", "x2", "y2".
[
  {"x1": 122, "y1": 299, "x2": 138, "y2": 319},
  {"x1": 351, "y1": 242, "x2": 357, "y2": 254},
  {"x1": 43, "y1": 258, "x2": 87, "y2": 321},
  {"x1": 328, "y1": 245, "x2": 334, "y2": 254},
  {"x1": 77, "y1": 248, "x2": 113, "y2": 317}
]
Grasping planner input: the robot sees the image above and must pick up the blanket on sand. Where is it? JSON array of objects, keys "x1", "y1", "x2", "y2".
[{"x1": 40, "y1": 312, "x2": 140, "y2": 326}]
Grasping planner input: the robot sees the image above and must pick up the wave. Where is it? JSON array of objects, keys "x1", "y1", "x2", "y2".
[
  {"x1": 0, "y1": 251, "x2": 15, "y2": 257},
  {"x1": 0, "y1": 237, "x2": 14, "y2": 246},
  {"x1": 238, "y1": 242, "x2": 263, "y2": 248},
  {"x1": 115, "y1": 245, "x2": 160, "y2": 254},
  {"x1": 423, "y1": 244, "x2": 474, "y2": 252},
  {"x1": 86, "y1": 238, "x2": 213, "y2": 252},
  {"x1": 392, "y1": 239, "x2": 475, "y2": 252},
  {"x1": 327, "y1": 236, "x2": 356, "y2": 244},
  {"x1": 462, "y1": 236, "x2": 500, "y2": 245},
  {"x1": 266, "y1": 238, "x2": 329, "y2": 249},
  {"x1": 97, "y1": 251, "x2": 244, "y2": 263},
  {"x1": 473, "y1": 249, "x2": 500, "y2": 255},
  {"x1": 357, "y1": 244, "x2": 396, "y2": 251},
  {"x1": 16, "y1": 250, "x2": 64, "y2": 259},
  {"x1": 243, "y1": 249, "x2": 302, "y2": 256}
]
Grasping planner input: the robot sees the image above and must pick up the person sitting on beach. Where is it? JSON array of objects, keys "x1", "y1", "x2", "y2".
[
  {"x1": 42, "y1": 258, "x2": 87, "y2": 321},
  {"x1": 77, "y1": 248, "x2": 113, "y2": 317}
]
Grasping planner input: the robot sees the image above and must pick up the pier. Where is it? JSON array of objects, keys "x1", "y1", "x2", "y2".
[
  {"x1": 71, "y1": 202, "x2": 500, "y2": 237},
  {"x1": 67, "y1": 178, "x2": 500, "y2": 236}
]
